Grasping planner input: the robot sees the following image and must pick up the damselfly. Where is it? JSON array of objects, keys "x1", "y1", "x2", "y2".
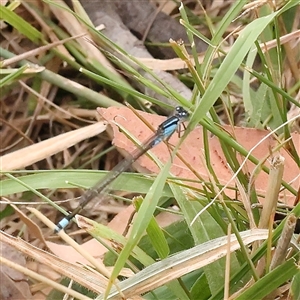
[{"x1": 54, "y1": 106, "x2": 189, "y2": 232}]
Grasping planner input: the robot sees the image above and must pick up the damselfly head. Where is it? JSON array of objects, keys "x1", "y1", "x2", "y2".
[{"x1": 174, "y1": 106, "x2": 189, "y2": 120}]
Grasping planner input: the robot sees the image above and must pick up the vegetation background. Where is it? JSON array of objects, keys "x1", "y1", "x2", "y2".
[{"x1": 0, "y1": 1, "x2": 299, "y2": 299}]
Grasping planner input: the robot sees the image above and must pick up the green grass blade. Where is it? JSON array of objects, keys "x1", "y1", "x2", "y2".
[
  {"x1": 170, "y1": 184, "x2": 240, "y2": 294},
  {"x1": 187, "y1": 11, "x2": 278, "y2": 132},
  {"x1": 187, "y1": 0, "x2": 299, "y2": 133},
  {"x1": 106, "y1": 159, "x2": 172, "y2": 296},
  {"x1": 235, "y1": 258, "x2": 299, "y2": 300},
  {"x1": 0, "y1": 170, "x2": 174, "y2": 203},
  {"x1": 290, "y1": 271, "x2": 300, "y2": 300},
  {"x1": 0, "y1": 5, "x2": 42, "y2": 43},
  {"x1": 0, "y1": 65, "x2": 29, "y2": 87},
  {"x1": 0, "y1": 47, "x2": 121, "y2": 107},
  {"x1": 134, "y1": 197, "x2": 170, "y2": 259},
  {"x1": 83, "y1": 218, "x2": 155, "y2": 267}
]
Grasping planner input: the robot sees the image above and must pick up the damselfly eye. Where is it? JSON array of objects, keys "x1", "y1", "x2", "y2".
[{"x1": 175, "y1": 106, "x2": 189, "y2": 119}]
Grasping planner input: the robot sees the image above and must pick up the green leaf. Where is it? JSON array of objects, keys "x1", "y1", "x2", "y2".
[
  {"x1": 190, "y1": 273, "x2": 211, "y2": 300},
  {"x1": 235, "y1": 258, "x2": 299, "y2": 300},
  {"x1": 134, "y1": 197, "x2": 170, "y2": 259},
  {"x1": 249, "y1": 81, "x2": 269, "y2": 128},
  {"x1": 0, "y1": 171, "x2": 173, "y2": 198},
  {"x1": 0, "y1": 5, "x2": 42, "y2": 43},
  {"x1": 170, "y1": 184, "x2": 240, "y2": 294},
  {"x1": 187, "y1": 11, "x2": 278, "y2": 131},
  {"x1": 186, "y1": 0, "x2": 300, "y2": 133},
  {"x1": 105, "y1": 159, "x2": 173, "y2": 296},
  {"x1": 0, "y1": 65, "x2": 29, "y2": 87},
  {"x1": 83, "y1": 217, "x2": 155, "y2": 267},
  {"x1": 0, "y1": 205, "x2": 14, "y2": 220},
  {"x1": 290, "y1": 271, "x2": 300, "y2": 300}
]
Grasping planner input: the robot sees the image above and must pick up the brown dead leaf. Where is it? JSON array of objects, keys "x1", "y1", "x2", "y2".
[
  {"x1": 5, "y1": 200, "x2": 46, "y2": 245},
  {"x1": 0, "y1": 241, "x2": 32, "y2": 300},
  {"x1": 98, "y1": 106, "x2": 299, "y2": 206}
]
